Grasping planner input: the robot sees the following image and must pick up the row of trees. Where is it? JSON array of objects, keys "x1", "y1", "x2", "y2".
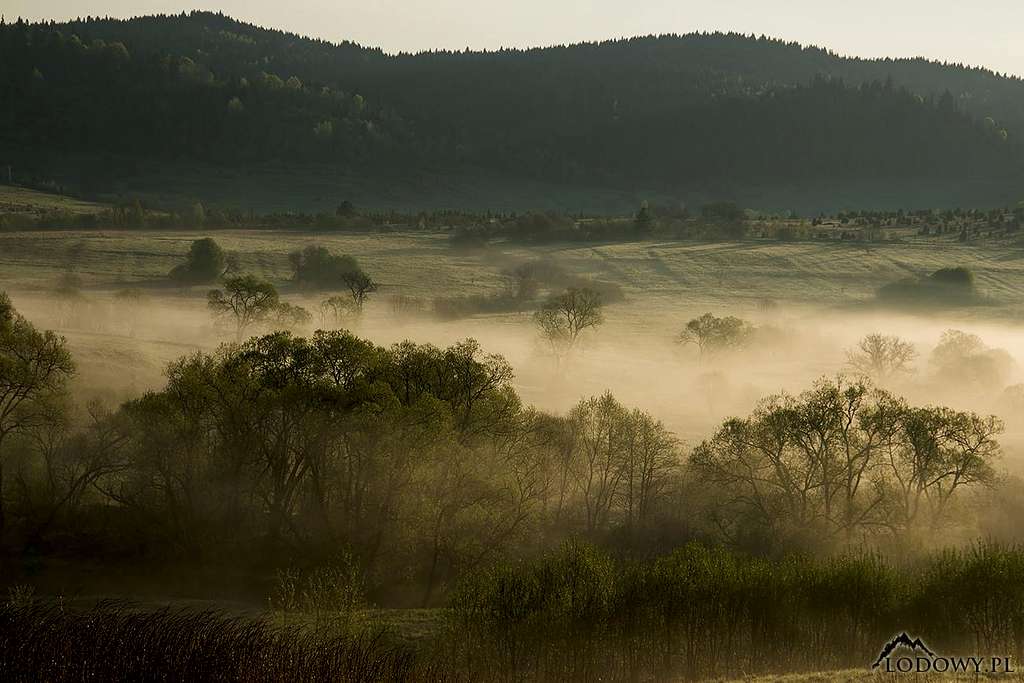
[
  {"x1": 161, "y1": 239, "x2": 380, "y2": 339},
  {"x1": 160, "y1": 246, "x2": 1016, "y2": 399},
  {"x1": 693, "y1": 377, "x2": 1002, "y2": 549},
  {"x1": 0, "y1": 293, "x2": 1009, "y2": 601},
  {"x1": 168, "y1": 238, "x2": 612, "y2": 364}
]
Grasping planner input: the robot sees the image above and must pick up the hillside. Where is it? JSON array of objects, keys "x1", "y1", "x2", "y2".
[{"x1": 2, "y1": 11, "x2": 1024, "y2": 212}]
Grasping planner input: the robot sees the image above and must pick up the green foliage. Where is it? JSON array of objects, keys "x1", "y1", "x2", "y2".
[
  {"x1": 3, "y1": 13, "x2": 1021, "y2": 199},
  {"x1": 677, "y1": 312, "x2": 754, "y2": 359},
  {"x1": 450, "y1": 541, "x2": 1024, "y2": 680},
  {"x1": 207, "y1": 274, "x2": 280, "y2": 338},
  {"x1": 169, "y1": 237, "x2": 228, "y2": 285},
  {"x1": 0, "y1": 292, "x2": 75, "y2": 536},
  {"x1": 270, "y1": 551, "x2": 366, "y2": 633},
  {"x1": 110, "y1": 330, "x2": 521, "y2": 582},
  {"x1": 877, "y1": 266, "x2": 980, "y2": 307},
  {"x1": 289, "y1": 246, "x2": 377, "y2": 308},
  {"x1": 931, "y1": 266, "x2": 975, "y2": 288},
  {"x1": 633, "y1": 203, "x2": 654, "y2": 236},
  {"x1": 691, "y1": 376, "x2": 1002, "y2": 550},
  {"x1": 289, "y1": 245, "x2": 361, "y2": 288}
]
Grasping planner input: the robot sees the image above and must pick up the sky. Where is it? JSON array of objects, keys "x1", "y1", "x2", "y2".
[{"x1": 5, "y1": 1, "x2": 1024, "y2": 77}]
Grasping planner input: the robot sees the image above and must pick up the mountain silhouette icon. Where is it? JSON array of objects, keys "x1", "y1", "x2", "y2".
[{"x1": 871, "y1": 632, "x2": 936, "y2": 669}]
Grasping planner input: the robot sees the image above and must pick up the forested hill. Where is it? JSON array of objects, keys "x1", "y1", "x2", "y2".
[{"x1": 2, "y1": 11, "x2": 1024, "y2": 211}]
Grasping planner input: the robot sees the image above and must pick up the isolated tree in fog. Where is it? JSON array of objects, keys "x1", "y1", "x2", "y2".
[
  {"x1": 0, "y1": 293, "x2": 74, "y2": 537},
  {"x1": 289, "y1": 246, "x2": 356, "y2": 288},
  {"x1": 270, "y1": 302, "x2": 312, "y2": 330},
  {"x1": 846, "y1": 333, "x2": 917, "y2": 380},
  {"x1": 113, "y1": 288, "x2": 145, "y2": 337},
  {"x1": 534, "y1": 287, "x2": 604, "y2": 361},
  {"x1": 677, "y1": 313, "x2": 753, "y2": 360},
  {"x1": 207, "y1": 275, "x2": 279, "y2": 340},
  {"x1": 344, "y1": 271, "x2": 377, "y2": 312},
  {"x1": 53, "y1": 272, "x2": 85, "y2": 329},
  {"x1": 930, "y1": 329, "x2": 1014, "y2": 393},
  {"x1": 319, "y1": 295, "x2": 355, "y2": 327}
]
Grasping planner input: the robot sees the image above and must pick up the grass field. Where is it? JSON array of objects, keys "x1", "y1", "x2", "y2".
[
  {"x1": 2, "y1": 228, "x2": 1024, "y2": 441},
  {"x1": 0, "y1": 185, "x2": 108, "y2": 218},
  {"x1": 4, "y1": 228, "x2": 1024, "y2": 307},
  {"x1": 5, "y1": 229, "x2": 1024, "y2": 679}
]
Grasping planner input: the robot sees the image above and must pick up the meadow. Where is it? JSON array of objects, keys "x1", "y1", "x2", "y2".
[
  {"x1": 2, "y1": 227, "x2": 1024, "y2": 439},
  {"x1": 5, "y1": 226, "x2": 1024, "y2": 680}
]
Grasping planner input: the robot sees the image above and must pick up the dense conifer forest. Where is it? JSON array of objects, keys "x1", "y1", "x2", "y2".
[{"x1": 2, "y1": 11, "x2": 1023, "y2": 206}]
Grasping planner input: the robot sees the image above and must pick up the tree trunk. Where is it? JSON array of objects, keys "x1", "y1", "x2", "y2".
[
  {"x1": 0, "y1": 457, "x2": 6, "y2": 543},
  {"x1": 421, "y1": 549, "x2": 439, "y2": 608}
]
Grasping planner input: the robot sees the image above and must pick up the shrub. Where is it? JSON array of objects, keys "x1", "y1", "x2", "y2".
[
  {"x1": 289, "y1": 245, "x2": 364, "y2": 290},
  {"x1": 169, "y1": 238, "x2": 228, "y2": 285},
  {"x1": 449, "y1": 542, "x2": 1024, "y2": 681},
  {"x1": 877, "y1": 266, "x2": 980, "y2": 307}
]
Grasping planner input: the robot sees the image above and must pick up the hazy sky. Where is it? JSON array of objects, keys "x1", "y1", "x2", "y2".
[{"x1": 6, "y1": 1, "x2": 1024, "y2": 76}]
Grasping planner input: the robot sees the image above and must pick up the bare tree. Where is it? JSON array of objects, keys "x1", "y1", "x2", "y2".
[
  {"x1": 270, "y1": 302, "x2": 312, "y2": 331},
  {"x1": 846, "y1": 333, "x2": 917, "y2": 380},
  {"x1": 343, "y1": 271, "x2": 378, "y2": 312},
  {"x1": 677, "y1": 313, "x2": 753, "y2": 360},
  {"x1": 113, "y1": 288, "x2": 145, "y2": 337},
  {"x1": 320, "y1": 295, "x2": 356, "y2": 328},
  {"x1": 617, "y1": 409, "x2": 679, "y2": 535},
  {"x1": 534, "y1": 287, "x2": 604, "y2": 361},
  {"x1": 16, "y1": 401, "x2": 129, "y2": 547},
  {"x1": 569, "y1": 392, "x2": 627, "y2": 534}
]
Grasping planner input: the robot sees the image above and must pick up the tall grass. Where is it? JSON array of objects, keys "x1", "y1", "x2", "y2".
[
  {"x1": 0, "y1": 601, "x2": 434, "y2": 682},
  {"x1": 449, "y1": 541, "x2": 1024, "y2": 681},
  {"x1": 8, "y1": 544, "x2": 1024, "y2": 681}
]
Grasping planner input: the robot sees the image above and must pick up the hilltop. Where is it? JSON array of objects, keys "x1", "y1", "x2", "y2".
[{"x1": 2, "y1": 11, "x2": 1023, "y2": 212}]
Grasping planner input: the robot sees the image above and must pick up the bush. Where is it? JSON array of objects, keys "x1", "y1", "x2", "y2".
[
  {"x1": 877, "y1": 266, "x2": 980, "y2": 307},
  {"x1": 432, "y1": 291, "x2": 523, "y2": 320},
  {"x1": 289, "y1": 245, "x2": 364, "y2": 290},
  {"x1": 270, "y1": 552, "x2": 366, "y2": 633},
  {"x1": 169, "y1": 238, "x2": 228, "y2": 285},
  {"x1": 448, "y1": 226, "x2": 491, "y2": 250},
  {"x1": 449, "y1": 541, "x2": 1024, "y2": 681}
]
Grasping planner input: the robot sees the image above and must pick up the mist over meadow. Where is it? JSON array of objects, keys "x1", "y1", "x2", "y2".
[{"x1": 6, "y1": 8, "x2": 1024, "y2": 680}]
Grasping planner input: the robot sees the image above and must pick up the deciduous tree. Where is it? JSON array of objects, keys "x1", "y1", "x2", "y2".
[{"x1": 0, "y1": 293, "x2": 74, "y2": 537}]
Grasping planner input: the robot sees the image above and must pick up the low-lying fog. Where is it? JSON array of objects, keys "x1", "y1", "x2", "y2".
[{"x1": 7, "y1": 284, "x2": 1024, "y2": 469}]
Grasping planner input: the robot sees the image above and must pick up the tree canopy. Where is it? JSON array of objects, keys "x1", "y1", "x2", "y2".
[{"x1": 2, "y1": 13, "x2": 1022, "y2": 202}]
